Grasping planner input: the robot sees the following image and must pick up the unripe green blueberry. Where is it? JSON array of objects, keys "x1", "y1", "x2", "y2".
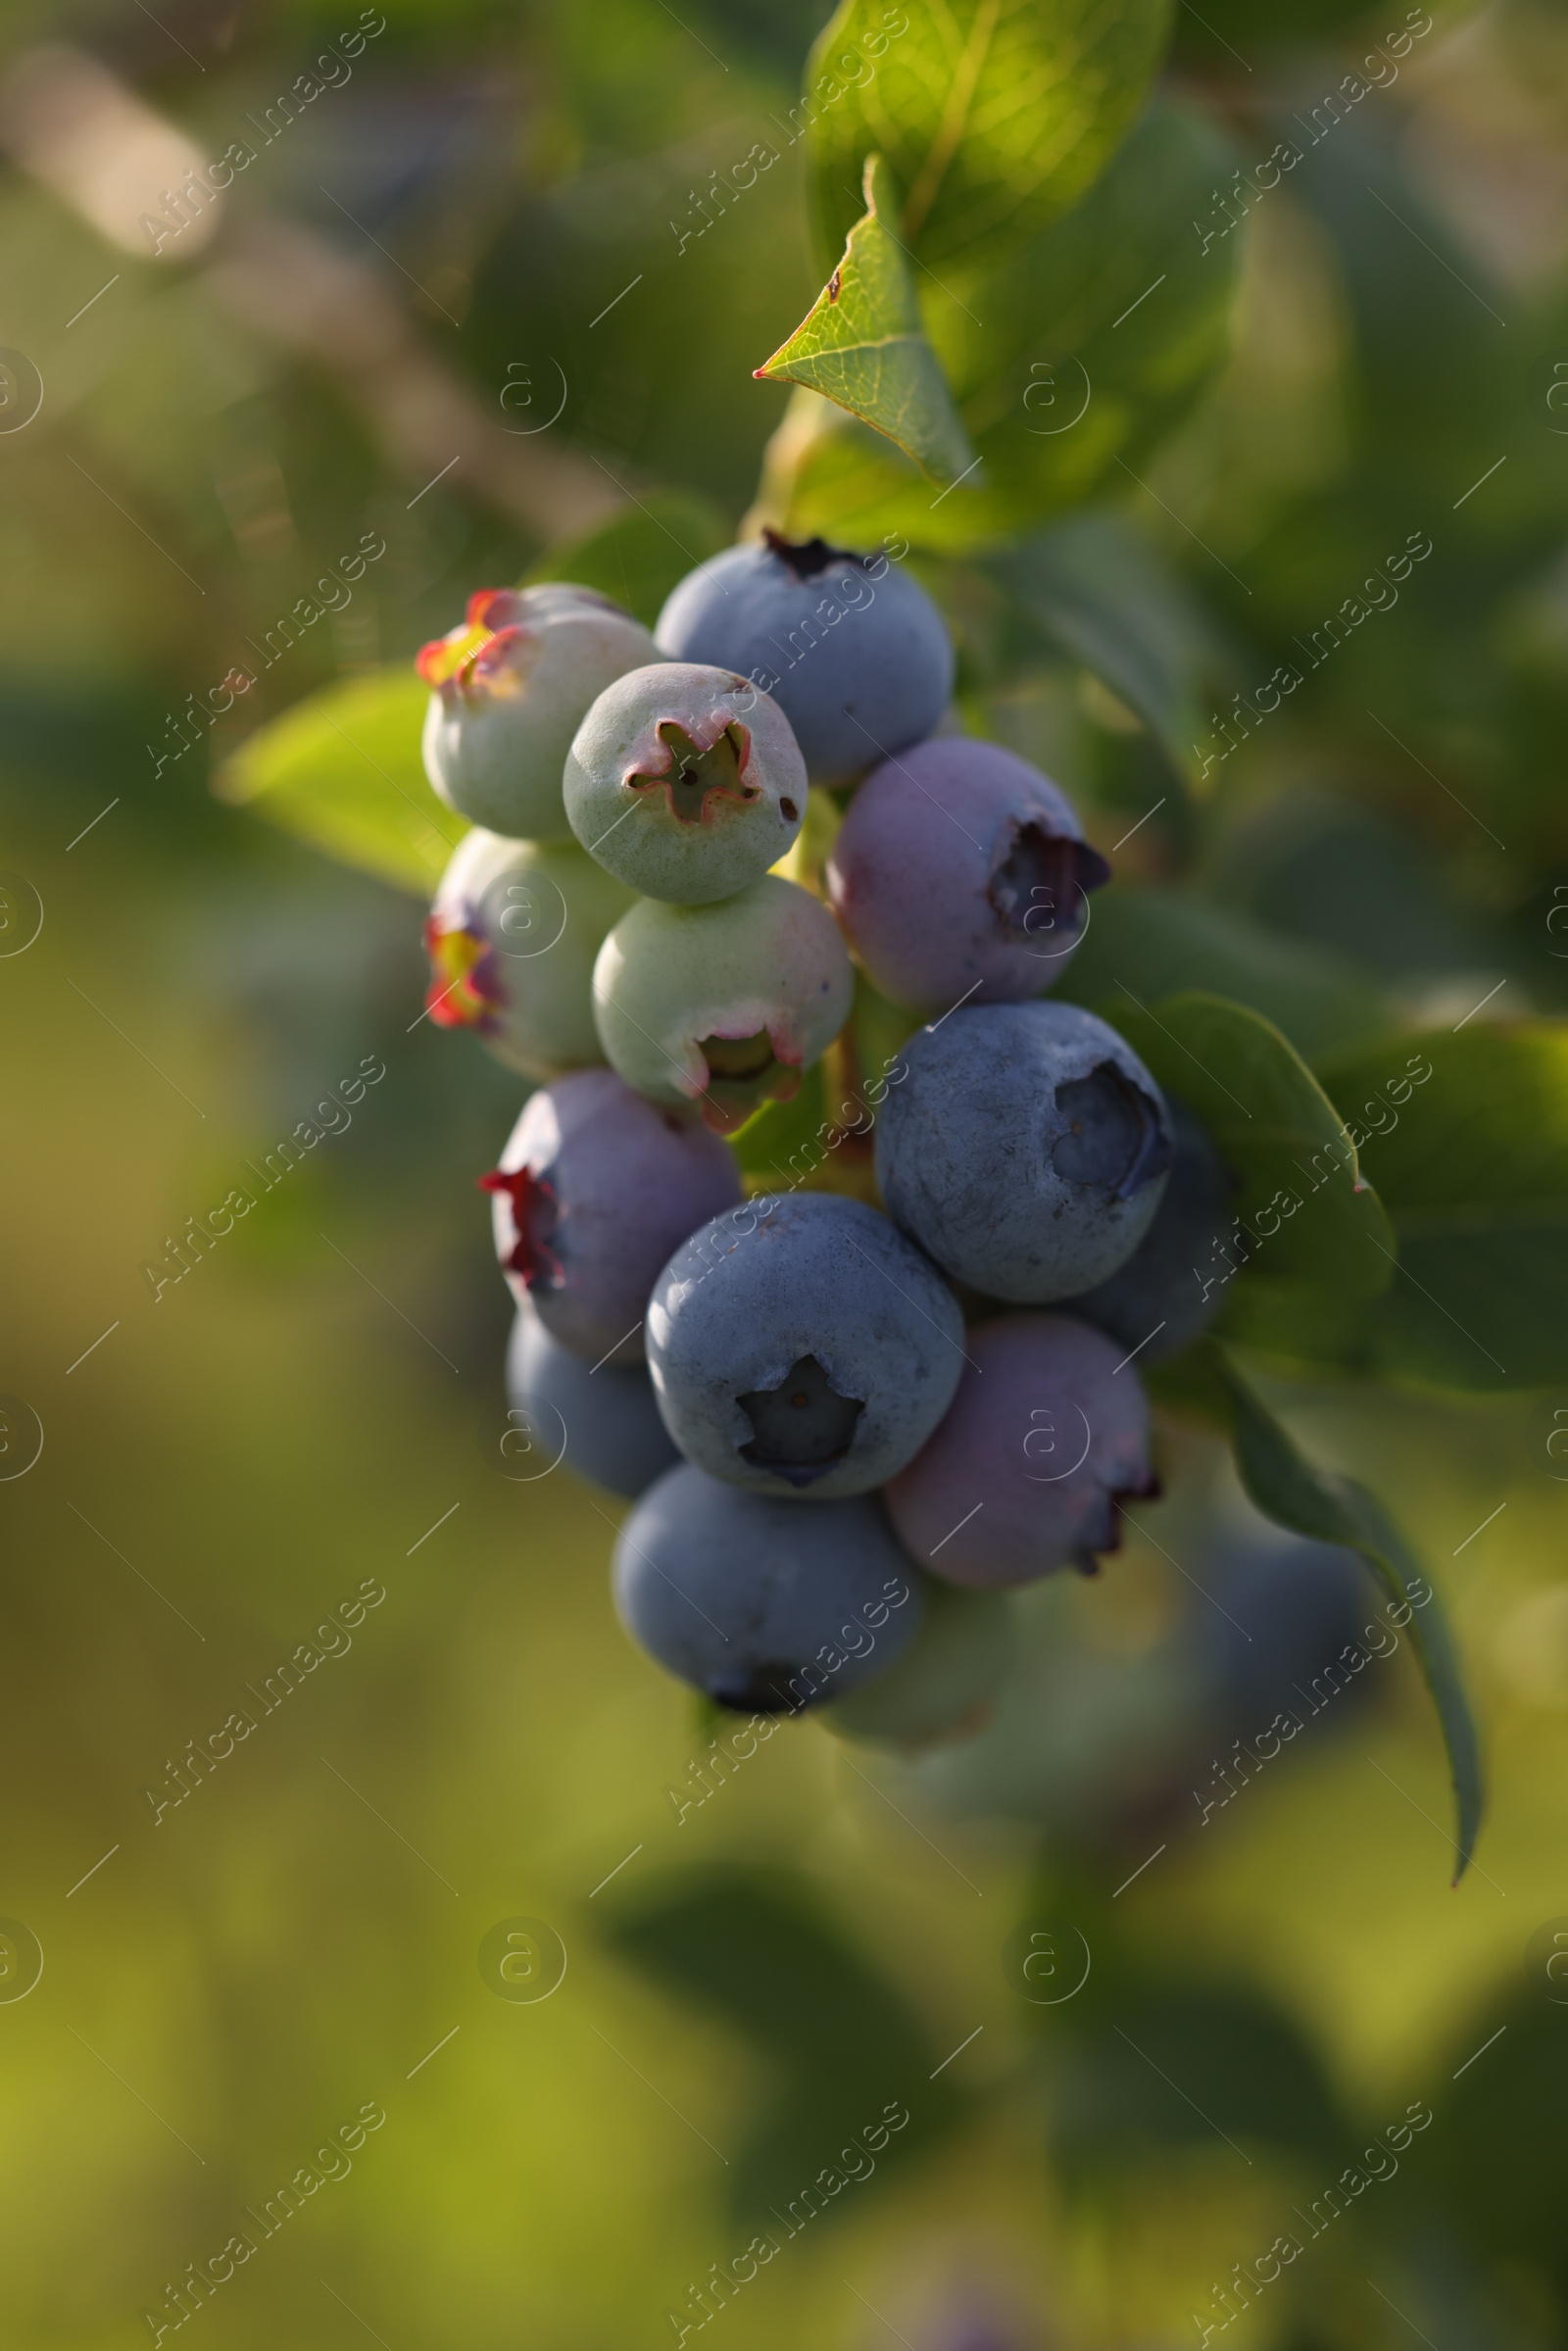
[
  {"x1": 418, "y1": 585, "x2": 661, "y2": 842},
  {"x1": 564, "y1": 662, "x2": 806, "y2": 903},
  {"x1": 592, "y1": 875, "x2": 853, "y2": 1132},
  {"x1": 423, "y1": 829, "x2": 635, "y2": 1080},
  {"x1": 821, "y1": 1580, "x2": 1013, "y2": 1750}
]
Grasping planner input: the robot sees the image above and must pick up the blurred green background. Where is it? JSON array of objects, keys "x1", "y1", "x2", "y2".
[{"x1": 2, "y1": 0, "x2": 1568, "y2": 2345}]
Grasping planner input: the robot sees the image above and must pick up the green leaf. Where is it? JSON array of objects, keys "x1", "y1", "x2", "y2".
[
  {"x1": 986, "y1": 510, "x2": 1225, "y2": 779},
  {"x1": 1151, "y1": 1339, "x2": 1484, "y2": 1881},
  {"x1": 805, "y1": 0, "x2": 1172, "y2": 274},
  {"x1": 727, "y1": 1061, "x2": 829, "y2": 1182},
  {"x1": 1107, "y1": 992, "x2": 1396, "y2": 1366},
  {"x1": 602, "y1": 1862, "x2": 960, "y2": 2222},
  {"x1": 1055, "y1": 886, "x2": 1387, "y2": 1062},
  {"x1": 215, "y1": 669, "x2": 462, "y2": 897},
  {"x1": 756, "y1": 155, "x2": 976, "y2": 485},
  {"x1": 755, "y1": 103, "x2": 1241, "y2": 553},
  {"x1": 1313, "y1": 1025, "x2": 1568, "y2": 1392},
  {"x1": 523, "y1": 488, "x2": 730, "y2": 628}
]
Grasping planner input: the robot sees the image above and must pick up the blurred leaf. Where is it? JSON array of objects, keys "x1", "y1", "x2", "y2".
[
  {"x1": 1057, "y1": 886, "x2": 1387, "y2": 1060},
  {"x1": 1049, "y1": 1978, "x2": 1348, "y2": 2179},
  {"x1": 757, "y1": 156, "x2": 976, "y2": 484},
  {"x1": 805, "y1": 0, "x2": 1173, "y2": 274},
  {"x1": 987, "y1": 511, "x2": 1224, "y2": 778},
  {"x1": 216, "y1": 670, "x2": 461, "y2": 898},
  {"x1": 756, "y1": 103, "x2": 1242, "y2": 552},
  {"x1": 1313, "y1": 1025, "x2": 1568, "y2": 1391},
  {"x1": 1151, "y1": 1338, "x2": 1483, "y2": 1879},
  {"x1": 523, "y1": 490, "x2": 731, "y2": 627},
  {"x1": 603, "y1": 1862, "x2": 959, "y2": 2221},
  {"x1": 1109, "y1": 995, "x2": 1396, "y2": 1354}
]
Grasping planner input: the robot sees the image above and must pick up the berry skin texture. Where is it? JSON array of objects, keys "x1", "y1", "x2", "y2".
[
  {"x1": 1062, "y1": 1098, "x2": 1236, "y2": 1362},
  {"x1": 564, "y1": 662, "x2": 806, "y2": 904},
  {"x1": 825, "y1": 739, "x2": 1110, "y2": 1013},
  {"x1": 418, "y1": 584, "x2": 660, "y2": 842},
  {"x1": 646, "y1": 1193, "x2": 965, "y2": 1499},
  {"x1": 482, "y1": 1068, "x2": 742, "y2": 1365},
  {"x1": 592, "y1": 874, "x2": 853, "y2": 1133},
  {"x1": 423, "y1": 829, "x2": 636, "y2": 1080},
  {"x1": 506, "y1": 1302, "x2": 678, "y2": 1499},
  {"x1": 654, "y1": 533, "x2": 955, "y2": 788},
  {"x1": 876, "y1": 1002, "x2": 1173, "y2": 1301},
  {"x1": 884, "y1": 1313, "x2": 1157, "y2": 1589},
  {"x1": 821, "y1": 1580, "x2": 1013, "y2": 1749},
  {"x1": 612, "y1": 1463, "x2": 923, "y2": 1711}
]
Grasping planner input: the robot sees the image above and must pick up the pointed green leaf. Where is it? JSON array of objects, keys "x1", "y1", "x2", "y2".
[
  {"x1": 756, "y1": 154, "x2": 976, "y2": 485},
  {"x1": 1151, "y1": 1339, "x2": 1484, "y2": 1881},
  {"x1": 755, "y1": 103, "x2": 1240, "y2": 552},
  {"x1": 1105, "y1": 992, "x2": 1396, "y2": 1341},
  {"x1": 806, "y1": 0, "x2": 1173, "y2": 273},
  {"x1": 215, "y1": 668, "x2": 462, "y2": 897}
]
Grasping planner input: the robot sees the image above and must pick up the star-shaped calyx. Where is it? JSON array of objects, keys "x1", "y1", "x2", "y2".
[
  {"x1": 986, "y1": 819, "x2": 1110, "y2": 946},
  {"x1": 626, "y1": 720, "x2": 760, "y2": 825},
  {"x1": 737, "y1": 1352, "x2": 865, "y2": 1488},
  {"x1": 1052, "y1": 1063, "x2": 1172, "y2": 1200}
]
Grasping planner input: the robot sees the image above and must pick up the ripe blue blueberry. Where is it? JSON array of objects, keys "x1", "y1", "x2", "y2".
[
  {"x1": 646, "y1": 1193, "x2": 965, "y2": 1498},
  {"x1": 825, "y1": 738, "x2": 1109, "y2": 1012},
  {"x1": 612, "y1": 1462, "x2": 923, "y2": 1711},
  {"x1": 564, "y1": 662, "x2": 806, "y2": 903},
  {"x1": 418, "y1": 584, "x2": 660, "y2": 841},
  {"x1": 876, "y1": 1002, "x2": 1173, "y2": 1300},
  {"x1": 423, "y1": 828, "x2": 635, "y2": 1079},
  {"x1": 506, "y1": 1302, "x2": 678, "y2": 1498},
  {"x1": 884, "y1": 1313, "x2": 1157, "y2": 1588},
  {"x1": 654, "y1": 533, "x2": 955, "y2": 788},
  {"x1": 592, "y1": 874, "x2": 853, "y2": 1133},
  {"x1": 1061, "y1": 1099, "x2": 1236, "y2": 1362},
  {"x1": 482, "y1": 1068, "x2": 742, "y2": 1365},
  {"x1": 820, "y1": 1580, "x2": 1013, "y2": 1749}
]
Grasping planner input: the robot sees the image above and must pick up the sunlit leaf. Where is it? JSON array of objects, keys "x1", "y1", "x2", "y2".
[
  {"x1": 215, "y1": 669, "x2": 461, "y2": 898},
  {"x1": 806, "y1": 0, "x2": 1172, "y2": 273},
  {"x1": 756, "y1": 154, "x2": 976, "y2": 484}
]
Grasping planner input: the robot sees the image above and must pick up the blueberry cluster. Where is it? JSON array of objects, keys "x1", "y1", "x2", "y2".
[{"x1": 417, "y1": 539, "x2": 1227, "y2": 1749}]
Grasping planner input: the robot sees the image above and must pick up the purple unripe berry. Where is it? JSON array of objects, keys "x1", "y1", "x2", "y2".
[
  {"x1": 506, "y1": 1302, "x2": 678, "y2": 1498},
  {"x1": 481, "y1": 1068, "x2": 742, "y2": 1365},
  {"x1": 884, "y1": 1313, "x2": 1158, "y2": 1589},
  {"x1": 612, "y1": 1463, "x2": 923, "y2": 1712},
  {"x1": 825, "y1": 739, "x2": 1109, "y2": 1012},
  {"x1": 876, "y1": 1002, "x2": 1173, "y2": 1300},
  {"x1": 654, "y1": 533, "x2": 955, "y2": 788},
  {"x1": 564, "y1": 662, "x2": 806, "y2": 903},
  {"x1": 646, "y1": 1193, "x2": 965, "y2": 1498}
]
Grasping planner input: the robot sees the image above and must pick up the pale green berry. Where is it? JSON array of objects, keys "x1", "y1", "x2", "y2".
[{"x1": 591, "y1": 874, "x2": 852, "y2": 1132}]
